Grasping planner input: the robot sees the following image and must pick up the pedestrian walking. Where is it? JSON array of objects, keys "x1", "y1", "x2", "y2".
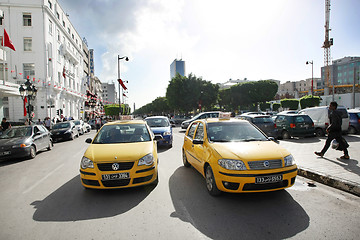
[
  {"x1": 315, "y1": 101, "x2": 350, "y2": 159},
  {"x1": 1, "y1": 118, "x2": 11, "y2": 132},
  {"x1": 95, "y1": 116, "x2": 101, "y2": 132},
  {"x1": 45, "y1": 117, "x2": 52, "y2": 130}
]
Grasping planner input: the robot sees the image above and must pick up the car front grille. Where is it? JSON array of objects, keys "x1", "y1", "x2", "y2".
[
  {"x1": 97, "y1": 162, "x2": 134, "y2": 171},
  {"x1": 247, "y1": 159, "x2": 282, "y2": 170},
  {"x1": 101, "y1": 179, "x2": 131, "y2": 187}
]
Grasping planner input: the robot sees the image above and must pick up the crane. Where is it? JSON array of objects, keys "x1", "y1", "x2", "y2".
[{"x1": 322, "y1": 0, "x2": 333, "y2": 95}]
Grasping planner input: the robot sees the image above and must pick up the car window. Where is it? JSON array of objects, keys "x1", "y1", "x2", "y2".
[
  {"x1": 53, "y1": 123, "x2": 71, "y2": 129},
  {"x1": 145, "y1": 118, "x2": 169, "y2": 127},
  {"x1": 0, "y1": 127, "x2": 32, "y2": 139},
  {"x1": 337, "y1": 109, "x2": 349, "y2": 118},
  {"x1": 199, "y1": 114, "x2": 207, "y2": 119},
  {"x1": 93, "y1": 124, "x2": 151, "y2": 144},
  {"x1": 194, "y1": 123, "x2": 204, "y2": 140},
  {"x1": 253, "y1": 117, "x2": 273, "y2": 124},
  {"x1": 295, "y1": 116, "x2": 305, "y2": 123},
  {"x1": 187, "y1": 122, "x2": 198, "y2": 139},
  {"x1": 209, "y1": 112, "x2": 219, "y2": 118},
  {"x1": 275, "y1": 116, "x2": 285, "y2": 123},
  {"x1": 37, "y1": 125, "x2": 47, "y2": 132}
]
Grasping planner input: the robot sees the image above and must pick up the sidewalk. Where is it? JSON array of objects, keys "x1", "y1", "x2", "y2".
[{"x1": 279, "y1": 134, "x2": 360, "y2": 197}]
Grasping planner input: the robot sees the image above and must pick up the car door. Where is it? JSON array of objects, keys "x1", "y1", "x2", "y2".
[
  {"x1": 33, "y1": 126, "x2": 44, "y2": 150},
  {"x1": 191, "y1": 122, "x2": 206, "y2": 173},
  {"x1": 183, "y1": 122, "x2": 198, "y2": 165},
  {"x1": 39, "y1": 125, "x2": 51, "y2": 148}
]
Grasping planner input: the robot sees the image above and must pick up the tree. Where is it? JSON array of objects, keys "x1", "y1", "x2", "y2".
[
  {"x1": 300, "y1": 95, "x2": 321, "y2": 109},
  {"x1": 273, "y1": 103, "x2": 281, "y2": 111},
  {"x1": 280, "y1": 99, "x2": 299, "y2": 110}
]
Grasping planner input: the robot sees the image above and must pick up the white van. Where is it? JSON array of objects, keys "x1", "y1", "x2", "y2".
[{"x1": 298, "y1": 106, "x2": 349, "y2": 137}]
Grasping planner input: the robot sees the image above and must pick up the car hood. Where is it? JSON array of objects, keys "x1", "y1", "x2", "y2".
[
  {"x1": 84, "y1": 141, "x2": 155, "y2": 163},
  {"x1": 150, "y1": 127, "x2": 171, "y2": 134},
  {"x1": 51, "y1": 129, "x2": 69, "y2": 133},
  {"x1": 211, "y1": 141, "x2": 290, "y2": 161},
  {"x1": 0, "y1": 137, "x2": 29, "y2": 146}
]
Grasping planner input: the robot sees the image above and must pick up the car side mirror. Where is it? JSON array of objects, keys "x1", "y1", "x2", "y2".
[
  {"x1": 85, "y1": 138, "x2": 92, "y2": 143},
  {"x1": 154, "y1": 135, "x2": 163, "y2": 141},
  {"x1": 193, "y1": 139, "x2": 203, "y2": 145},
  {"x1": 171, "y1": 123, "x2": 176, "y2": 128},
  {"x1": 268, "y1": 137, "x2": 279, "y2": 144}
]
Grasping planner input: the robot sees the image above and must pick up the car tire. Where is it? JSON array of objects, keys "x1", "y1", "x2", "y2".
[
  {"x1": 348, "y1": 126, "x2": 357, "y2": 135},
  {"x1": 281, "y1": 130, "x2": 290, "y2": 139},
  {"x1": 47, "y1": 141, "x2": 53, "y2": 151},
  {"x1": 182, "y1": 149, "x2": 191, "y2": 167},
  {"x1": 315, "y1": 128, "x2": 324, "y2": 137},
  {"x1": 29, "y1": 146, "x2": 36, "y2": 159},
  {"x1": 70, "y1": 133, "x2": 74, "y2": 140},
  {"x1": 205, "y1": 165, "x2": 221, "y2": 196}
]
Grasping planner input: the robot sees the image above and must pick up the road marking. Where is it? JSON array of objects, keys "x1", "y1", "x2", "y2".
[{"x1": 23, "y1": 164, "x2": 64, "y2": 194}]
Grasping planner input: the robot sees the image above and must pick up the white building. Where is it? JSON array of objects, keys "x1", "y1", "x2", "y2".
[
  {"x1": 0, "y1": 0, "x2": 86, "y2": 121},
  {"x1": 101, "y1": 82, "x2": 117, "y2": 105}
]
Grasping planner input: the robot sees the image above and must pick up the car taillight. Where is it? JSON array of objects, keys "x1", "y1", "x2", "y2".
[
  {"x1": 312, "y1": 123, "x2": 314, "y2": 127},
  {"x1": 358, "y1": 119, "x2": 360, "y2": 124},
  {"x1": 290, "y1": 123, "x2": 296, "y2": 128},
  {"x1": 274, "y1": 123, "x2": 277, "y2": 128},
  {"x1": 325, "y1": 122, "x2": 329, "y2": 127}
]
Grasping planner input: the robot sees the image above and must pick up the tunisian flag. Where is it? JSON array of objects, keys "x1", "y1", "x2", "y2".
[
  {"x1": 23, "y1": 97, "x2": 28, "y2": 117},
  {"x1": 118, "y1": 79, "x2": 127, "y2": 90},
  {"x1": 1, "y1": 29, "x2": 16, "y2": 51}
]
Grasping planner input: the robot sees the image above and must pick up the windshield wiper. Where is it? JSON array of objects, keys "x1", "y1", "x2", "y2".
[
  {"x1": 243, "y1": 139, "x2": 264, "y2": 142},
  {"x1": 212, "y1": 139, "x2": 231, "y2": 142}
]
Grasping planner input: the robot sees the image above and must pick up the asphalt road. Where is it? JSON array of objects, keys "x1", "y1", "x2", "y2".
[{"x1": 0, "y1": 128, "x2": 359, "y2": 240}]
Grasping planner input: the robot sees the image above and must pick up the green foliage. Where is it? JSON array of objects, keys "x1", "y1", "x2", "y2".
[
  {"x1": 300, "y1": 95, "x2": 321, "y2": 109},
  {"x1": 260, "y1": 102, "x2": 271, "y2": 111},
  {"x1": 104, "y1": 104, "x2": 131, "y2": 116},
  {"x1": 273, "y1": 103, "x2": 281, "y2": 111},
  {"x1": 280, "y1": 99, "x2": 299, "y2": 110}
]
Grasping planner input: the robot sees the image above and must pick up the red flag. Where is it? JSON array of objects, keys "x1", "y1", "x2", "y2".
[
  {"x1": 1, "y1": 29, "x2": 16, "y2": 51},
  {"x1": 118, "y1": 79, "x2": 127, "y2": 90},
  {"x1": 23, "y1": 97, "x2": 28, "y2": 116},
  {"x1": 63, "y1": 66, "x2": 66, "y2": 79},
  {"x1": 123, "y1": 93, "x2": 127, "y2": 97}
]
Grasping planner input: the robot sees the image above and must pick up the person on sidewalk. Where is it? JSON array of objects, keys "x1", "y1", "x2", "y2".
[
  {"x1": 315, "y1": 101, "x2": 350, "y2": 159},
  {"x1": 1, "y1": 118, "x2": 11, "y2": 132}
]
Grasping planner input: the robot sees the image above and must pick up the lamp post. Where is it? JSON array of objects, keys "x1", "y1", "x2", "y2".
[
  {"x1": 19, "y1": 78, "x2": 38, "y2": 122},
  {"x1": 117, "y1": 55, "x2": 129, "y2": 118},
  {"x1": 306, "y1": 61, "x2": 314, "y2": 96}
]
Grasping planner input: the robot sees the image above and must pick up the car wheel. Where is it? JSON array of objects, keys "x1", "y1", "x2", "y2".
[
  {"x1": 205, "y1": 165, "x2": 221, "y2": 196},
  {"x1": 281, "y1": 130, "x2": 290, "y2": 139},
  {"x1": 348, "y1": 126, "x2": 357, "y2": 134},
  {"x1": 315, "y1": 128, "x2": 324, "y2": 137},
  {"x1": 47, "y1": 141, "x2": 53, "y2": 151},
  {"x1": 70, "y1": 133, "x2": 74, "y2": 140},
  {"x1": 29, "y1": 146, "x2": 36, "y2": 159},
  {"x1": 182, "y1": 149, "x2": 191, "y2": 167}
]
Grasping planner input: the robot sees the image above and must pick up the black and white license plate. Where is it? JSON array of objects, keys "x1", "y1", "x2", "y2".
[
  {"x1": 102, "y1": 172, "x2": 130, "y2": 180},
  {"x1": 255, "y1": 175, "x2": 282, "y2": 184},
  {"x1": 0, "y1": 151, "x2": 11, "y2": 156}
]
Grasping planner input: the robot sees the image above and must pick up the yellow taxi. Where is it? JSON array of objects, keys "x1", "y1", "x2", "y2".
[
  {"x1": 80, "y1": 119, "x2": 159, "y2": 189},
  {"x1": 182, "y1": 113, "x2": 297, "y2": 195}
]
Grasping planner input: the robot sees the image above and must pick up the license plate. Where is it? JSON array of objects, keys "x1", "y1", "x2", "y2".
[
  {"x1": 0, "y1": 151, "x2": 11, "y2": 156},
  {"x1": 255, "y1": 175, "x2": 282, "y2": 184},
  {"x1": 102, "y1": 172, "x2": 130, "y2": 180}
]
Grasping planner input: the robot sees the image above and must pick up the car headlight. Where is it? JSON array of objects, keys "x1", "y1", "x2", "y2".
[
  {"x1": 163, "y1": 131, "x2": 171, "y2": 136},
  {"x1": 81, "y1": 156, "x2": 94, "y2": 169},
  {"x1": 65, "y1": 129, "x2": 71, "y2": 134},
  {"x1": 284, "y1": 154, "x2": 295, "y2": 166},
  {"x1": 138, "y1": 153, "x2": 154, "y2": 166},
  {"x1": 218, "y1": 159, "x2": 247, "y2": 170}
]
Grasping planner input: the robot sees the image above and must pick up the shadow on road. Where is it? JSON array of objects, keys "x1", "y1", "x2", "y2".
[
  {"x1": 169, "y1": 167, "x2": 310, "y2": 240},
  {"x1": 31, "y1": 175, "x2": 154, "y2": 222},
  {"x1": 280, "y1": 137, "x2": 321, "y2": 143}
]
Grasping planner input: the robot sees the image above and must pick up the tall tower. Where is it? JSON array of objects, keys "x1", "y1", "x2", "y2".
[
  {"x1": 170, "y1": 59, "x2": 185, "y2": 79},
  {"x1": 322, "y1": 0, "x2": 333, "y2": 96}
]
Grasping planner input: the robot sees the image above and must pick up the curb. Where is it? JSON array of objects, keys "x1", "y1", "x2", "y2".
[{"x1": 297, "y1": 167, "x2": 360, "y2": 197}]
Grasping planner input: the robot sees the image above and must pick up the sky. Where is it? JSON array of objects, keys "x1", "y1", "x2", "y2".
[{"x1": 59, "y1": 0, "x2": 360, "y2": 109}]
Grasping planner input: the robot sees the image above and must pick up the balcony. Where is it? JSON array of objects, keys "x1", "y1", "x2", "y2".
[{"x1": 60, "y1": 44, "x2": 79, "y2": 65}]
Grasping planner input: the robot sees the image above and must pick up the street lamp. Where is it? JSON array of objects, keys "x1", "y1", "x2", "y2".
[
  {"x1": 118, "y1": 55, "x2": 129, "y2": 118},
  {"x1": 19, "y1": 78, "x2": 37, "y2": 121},
  {"x1": 306, "y1": 61, "x2": 314, "y2": 96}
]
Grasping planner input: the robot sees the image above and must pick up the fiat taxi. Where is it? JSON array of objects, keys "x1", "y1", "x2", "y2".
[
  {"x1": 80, "y1": 119, "x2": 159, "y2": 189},
  {"x1": 182, "y1": 113, "x2": 297, "y2": 195}
]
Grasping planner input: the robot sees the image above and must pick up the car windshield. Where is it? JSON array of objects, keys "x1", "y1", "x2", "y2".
[
  {"x1": 73, "y1": 120, "x2": 80, "y2": 125},
  {"x1": 0, "y1": 126, "x2": 32, "y2": 139},
  {"x1": 145, "y1": 118, "x2": 169, "y2": 127},
  {"x1": 207, "y1": 121, "x2": 268, "y2": 142},
  {"x1": 53, "y1": 123, "x2": 71, "y2": 129},
  {"x1": 92, "y1": 124, "x2": 151, "y2": 144},
  {"x1": 252, "y1": 117, "x2": 274, "y2": 124}
]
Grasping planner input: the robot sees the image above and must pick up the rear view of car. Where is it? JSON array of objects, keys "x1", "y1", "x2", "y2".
[
  {"x1": 348, "y1": 110, "x2": 360, "y2": 134},
  {"x1": 274, "y1": 114, "x2": 315, "y2": 139},
  {"x1": 238, "y1": 115, "x2": 278, "y2": 138},
  {"x1": 181, "y1": 111, "x2": 220, "y2": 129}
]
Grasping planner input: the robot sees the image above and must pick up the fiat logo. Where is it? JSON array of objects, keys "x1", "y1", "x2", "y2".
[
  {"x1": 112, "y1": 163, "x2": 120, "y2": 171},
  {"x1": 263, "y1": 161, "x2": 270, "y2": 168}
]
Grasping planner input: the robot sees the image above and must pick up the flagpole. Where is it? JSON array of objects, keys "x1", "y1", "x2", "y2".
[{"x1": 1, "y1": 30, "x2": 5, "y2": 85}]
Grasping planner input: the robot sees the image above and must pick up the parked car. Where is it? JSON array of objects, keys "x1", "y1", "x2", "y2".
[
  {"x1": 182, "y1": 117, "x2": 297, "y2": 195},
  {"x1": 348, "y1": 109, "x2": 360, "y2": 134},
  {"x1": 239, "y1": 112, "x2": 266, "y2": 116},
  {"x1": 278, "y1": 110, "x2": 298, "y2": 115},
  {"x1": 181, "y1": 111, "x2": 220, "y2": 129},
  {"x1": 145, "y1": 116, "x2": 173, "y2": 148},
  {"x1": 80, "y1": 120, "x2": 159, "y2": 189},
  {"x1": 84, "y1": 122, "x2": 91, "y2": 133},
  {"x1": 51, "y1": 121, "x2": 79, "y2": 142},
  {"x1": 237, "y1": 114, "x2": 279, "y2": 138},
  {"x1": 0, "y1": 125, "x2": 53, "y2": 159},
  {"x1": 298, "y1": 106, "x2": 349, "y2": 136},
  {"x1": 73, "y1": 120, "x2": 87, "y2": 135},
  {"x1": 274, "y1": 114, "x2": 315, "y2": 139},
  {"x1": 88, "y1": 119, "x2": 96, "y2": 130},
  {"x1": 171, "y1": 115, "x2": 190, "y2": 125}
]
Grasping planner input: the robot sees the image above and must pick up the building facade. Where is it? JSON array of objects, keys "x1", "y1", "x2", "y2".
[
  {"x1": 101, "y1": 82, "x2": 117, "y2": 105},
  {"x1": 0, "y1": 0, "x2": 87, "y2": 121},
  {"x1": 170, "y1": 59, "x2": 185, "y2": 79}
]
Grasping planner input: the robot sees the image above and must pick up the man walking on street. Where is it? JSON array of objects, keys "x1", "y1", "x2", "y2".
[
  {"x1": 315, "y1": 101, "x2": 350, "y2": 159},
  {"x1": 1, "y1": 118, "x2": 11, "y2": 132}
]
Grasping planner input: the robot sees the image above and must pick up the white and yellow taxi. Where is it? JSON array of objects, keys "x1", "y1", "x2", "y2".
[
  {"x1": 80, "y1": 119, "x2": 159, "y2": 189},
  {"x1": 182, "y1": 113, "x2": 297, "y2": 195}
]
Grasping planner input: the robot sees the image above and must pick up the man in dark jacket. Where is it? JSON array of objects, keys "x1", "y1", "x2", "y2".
[{"x1": 315, "y1": 101, "x2": 350, "y2": 159}]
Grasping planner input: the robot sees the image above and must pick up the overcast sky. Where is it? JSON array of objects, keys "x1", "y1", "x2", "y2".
[{"x1": 59, "y1": 0, "x2": 360, "y2": 109}]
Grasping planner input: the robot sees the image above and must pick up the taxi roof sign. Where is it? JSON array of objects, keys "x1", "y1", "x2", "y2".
[
  {"x1": 219, "y1": 112, "x2": 231, "y2": 119},
  {"x1": 120, "y1": 115, "x2": 133, "y2": 120}
]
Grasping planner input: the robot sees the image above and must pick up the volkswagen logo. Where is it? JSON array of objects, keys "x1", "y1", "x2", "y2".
[
  {"x1": 263, "y1": 161, "x2": 270, "y2": 168},
  {"x1": 112, "y1": 163, "x2": 120, "y2": 171}
]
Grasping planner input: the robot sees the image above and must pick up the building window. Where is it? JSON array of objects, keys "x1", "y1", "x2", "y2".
[
  {"x1": 57, "y1": 50, "x2": 61, "y2": 62},
  {"x1": 62, "y1": 20, "x2": 65, "y2": 27},
  {"x1": 56, "y1": 12, "x2": 60, "y2": 19},
  {"x1": 67, "y1": 27, "x2": 70, "y2": 34},
  {"x1": 72, "y1": 34, "x2": 74, "y2": 39},
  {"x1": 57, "y1": 30, "x2": 60, "y2": 41},
  {"x1": 23, "y1": 13, "x2": 32, "y2": 26},
  {"x1": 24, "y1": 38, "x2": 32, "y2": 51},
  {"x1": 23, "y1": 63, "x2": 35, "y2": 78},
  {"x1": 48, "y1": 19, "x2": 53, "y2": 34},
  {"x1": 48, "y1": 0, "x2": 52, "y2": 9}
]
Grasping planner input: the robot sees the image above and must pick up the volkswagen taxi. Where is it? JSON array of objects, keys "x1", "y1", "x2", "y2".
[
  {"x1": 182, "y1": 113, "x2": 297, "y2": 195},
  {"x1": 80, "y1": 119, "x2": 159, "y2": 189}
]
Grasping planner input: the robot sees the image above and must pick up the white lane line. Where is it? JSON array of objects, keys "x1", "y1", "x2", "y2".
[{"x1": 23, "y1": 164, "x2": 64, "y2": 194}]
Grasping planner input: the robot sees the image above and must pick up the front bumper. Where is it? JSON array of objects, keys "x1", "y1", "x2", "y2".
[
  {"x1": 214, "y1": 166, "x2": 298, "y2": 193},
  {"x1": 0, "y1": 146, "x2": 31, "y2": 159},
  {"x1": 51, "y1": 132, "x2": 72, "y2": 141},
  {"x1": 80, "y1": 161, "x2": 158, "y2": 189},
  {"x1": 157, "y1": 135, "x2": 173, "y2": 146}
]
